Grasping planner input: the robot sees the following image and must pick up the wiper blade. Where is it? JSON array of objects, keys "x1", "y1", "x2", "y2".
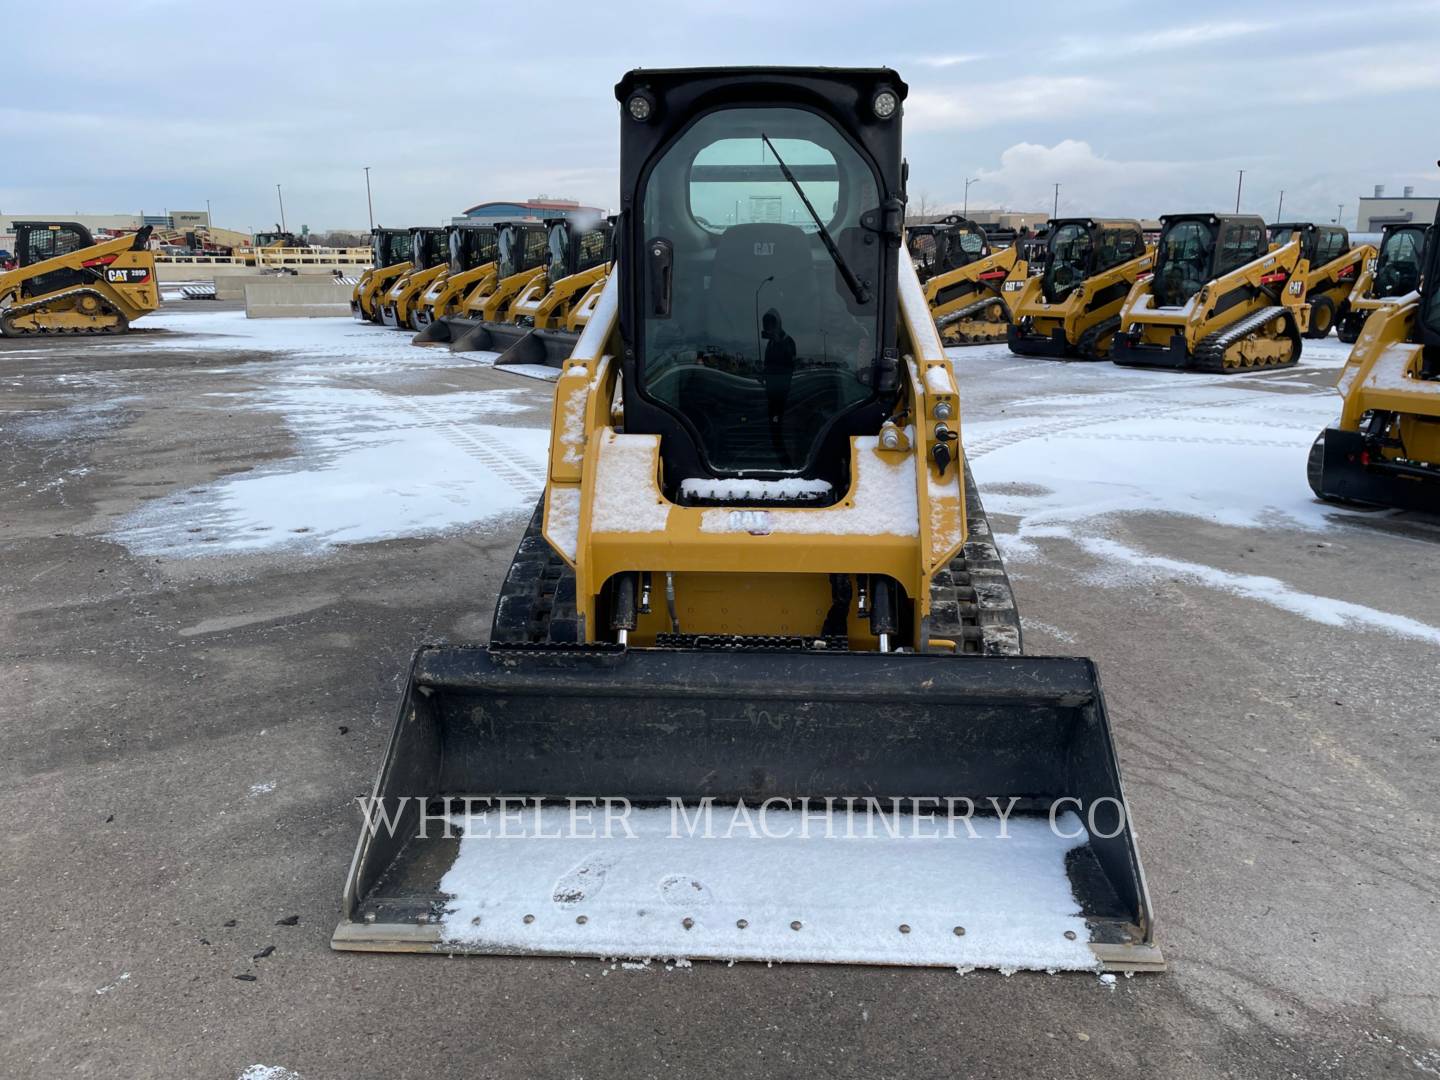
[{"x1": 761, "y1": 133, "x2": 870, "y2": 305}]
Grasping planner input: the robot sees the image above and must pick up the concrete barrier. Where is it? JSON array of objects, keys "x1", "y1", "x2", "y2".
[
  {"x1": 244, "y1": 280, "x2": 354, "y2": 318},
  {"x1": 214, "y1": 274, "x2": 271, "y2": 301}
]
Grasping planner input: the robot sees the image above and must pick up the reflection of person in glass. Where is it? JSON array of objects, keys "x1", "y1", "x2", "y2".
[{"x1": 762, "y1": 307, "x2": 797, "y2": 462}]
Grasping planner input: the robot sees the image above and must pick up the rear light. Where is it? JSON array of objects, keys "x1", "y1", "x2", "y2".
[{"x1": 1360, "y1": 450, "x2": 1371, "y2": 466}]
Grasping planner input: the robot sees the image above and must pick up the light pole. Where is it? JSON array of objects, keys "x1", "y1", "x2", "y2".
[
  {"x1": 963, "y1": 177, "x2": 979, "y2": 217},
  {"x1": 364, "y1": 167, "x2": 374, "y2": 231},
  {"x1": 1275, "y1": 190, "x2": 1284, "y2": 220},
  {"x1": 276, "y1": 184, "x2": 287, "y2": 232},
  {"x1": 206, "y1": 198, "x2": 212, "y2": 230},
  {"x1": 1335, "y1": 203, "x2": 1345, "y2": 226},
  {"x1": 1235, "y1": 169, "x2": 1245, "y2": 212},
  {"x1": 1052, "y1": 183, "x2": 1060, "y2": 218}
]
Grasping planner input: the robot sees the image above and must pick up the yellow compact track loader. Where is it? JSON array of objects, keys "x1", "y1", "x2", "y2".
[
  {"x1": 352, "y1": 227, "x2": 414, "y2": 322},
  {"x1": 0, "y1": 222, "x2": 157, "y2": 337},
  {"x1": 334, "y1": 67, "x2": 1160, "y2": 974},
  {"x1": 1269, "y1": 222, "x2": 1373, "y2": 340},
  {"x1": 1309, "y1": 194, "x2": 1440, "y2": 512},
  {"x1": 483, "y1": 217, "x2": 615, "y2": 367},
  {"x1": 1337, "y1": 222, "x2": 1429, "y2": 344},
  {"x1": 378, "y1": 227, "x2": 448, "y2": 329},
  {"x1": 410, "y1": 225, "x2": 500, "y2": 339},
  {"x1": 1112, "y1": 213, "x2": 1309, "y2": 371},
  {"x1": 915, "y1": 216, "x2": 1028, "y2": 346},
  {"x1": 1008, "y1": 218, "x2": 1153, "y2": 361},
  {"x1": 435, "y1": 222, "x2": 552, "y2": 353}
]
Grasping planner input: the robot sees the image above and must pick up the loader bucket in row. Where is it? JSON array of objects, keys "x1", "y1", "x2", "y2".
[
  {"x1": 493, "y1": 328, "x2": 581, "y2": 369},
  {"x1": 333, "y1": 646, "x2": 1162, "y2": 972},
  {"x1": 444, "y1": 319, "x2": 535, "y2": 355}
]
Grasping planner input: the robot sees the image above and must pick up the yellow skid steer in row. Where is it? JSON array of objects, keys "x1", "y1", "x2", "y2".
[
  {"x1": 410, "y1": 225, "x2": 500, "y2": 339},
  {"x1": 378, "y1": 227, "x2": 448, "y2": 330},
  {"x1": 1007, "y1": 218, "x2": 1153, "y2": 361},
  {"x1": 1309, "y1": 186, "x2": 1440, "y2": 512},
  {"x1": 481, "y1": 217, "x2": 615, "y2": 368},
  {"x1": 434, "y1": 222, "x2": 551, "y2": 353},
  {"x1": 334, "y1": 67, "x2": 1160, "y2": 974},
  {"x1": 1337, "y1": 222, "x2": 1429, "y2": 344},
  {"x1": 913, "y1": 216, "x2": 1028, "y2": 345},
  {"x1": 352, "y1": 228, "x2": 414, "y2": 323},
  {"x1": 0, "y1": 223, "x2": 157, "y2": 336},
  {"x1": 1268, "y1": 222, "x2": 1373, "y2": 340},
  {"x1": 1112, "y1": 213, "x2": 1310, "y2": 371}
]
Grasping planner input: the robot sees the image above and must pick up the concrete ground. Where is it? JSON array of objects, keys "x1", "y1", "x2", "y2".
[{"x1": 3, "y1": 303, "x2": 1437, "y2": 1080}]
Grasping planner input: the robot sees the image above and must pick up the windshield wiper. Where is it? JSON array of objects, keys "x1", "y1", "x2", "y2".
[{"x1": 761, "y1": 133, "x2": 870, "y2": 304}]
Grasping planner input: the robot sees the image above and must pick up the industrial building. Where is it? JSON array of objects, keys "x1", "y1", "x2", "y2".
[
  {"x1": 455, "y1": 196, "x2": 605, "y2": 225},
  {"x1": 1356, "y1": 185, "x2": 1439, "y2": 231}
]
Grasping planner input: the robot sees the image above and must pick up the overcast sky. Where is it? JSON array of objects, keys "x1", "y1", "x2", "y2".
[{"x1": 6, "y1": 0, "x2": 1437, "y2": 233}]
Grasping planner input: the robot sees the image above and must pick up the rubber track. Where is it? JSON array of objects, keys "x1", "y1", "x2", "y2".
[
  {"x1": 488, "y1": 467, "x2": 1024, "y2": 658},
  {"x1": 0, "y1": 287, "x2": 129, "y2": 336},
  {"x1": 1077, "y1": 316, "x2": 1121, "y2": 361},
  {"x1": 1192, "y1": 305, "x2": 1299, "y2": 372}
]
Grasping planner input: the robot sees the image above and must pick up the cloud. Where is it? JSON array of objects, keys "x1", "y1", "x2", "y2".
[
  {"x1": 906, "y1": 76, "x2": 1120, "y2": 132},
  {"x1": 914, "y1": 54, "x2": 985, "y2": 68},
  {"x1": 1057, "y1": 18, "x2": 1273, "y2": 59}
]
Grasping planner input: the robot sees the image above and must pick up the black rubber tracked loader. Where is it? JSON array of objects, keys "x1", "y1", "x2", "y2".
[{"x1": 335, "y1": 67, "x2": 1162, "y2": 974}]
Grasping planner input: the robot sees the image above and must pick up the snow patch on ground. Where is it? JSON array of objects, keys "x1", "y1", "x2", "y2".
[
  {"x1": 437, "y1": 806, "x2": 1096, "y2": 971},
  {"x1": 113, "y1": 386, "x2": 546, "y2": 556},
  {"x1": 238, "y1": 1067, "x2": 305, "y2": 1080},
  {"x1": 951, "y1": 343, "x2": 1440, "y2": 644}
]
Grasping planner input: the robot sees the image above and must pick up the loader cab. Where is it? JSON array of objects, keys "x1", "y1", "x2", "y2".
[
  {"x1": 906, "y1": 215, "x2": 989, "y2": 282},
  {"x1": 1152, "y1": 213, "x2": 1266, "y2": 307},
  {"x1": 446, "y1": 225, "x2": 498, "y2": 274},
  {"x1": 1372, "y1": 223, "x2": 1427, "y2": 298},
  {"x1": 493, "y1": 222, "x2": 549, "y2": 280},
  {"x1": 1419, "y1": 209, "x2": 1440, "y2": 371},
  {"x1": 1040, "y1": 218, "x2": 1144, "y2": 302},
  {"x1": 1270, "y1": 222, "x2": 1349, "y2": 267},
  {"x1": 408, "y1": 228, "x2": 448, "y2": 271},
  {"x1": 371, "y1": 228, "x2": 413, "y2": 269},
  {"x1": 542, "y1": 217, "x2": 614, "y2": 289},
  {"x1": 617, "y1": 67, "x2": 905, "y2": 489},
  {"x1": 12, "y1": 221, "x2": 95, "y2": 296}
]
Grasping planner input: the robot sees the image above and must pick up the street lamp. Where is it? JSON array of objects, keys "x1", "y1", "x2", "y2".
[
  {"x1": 1052, "y1": 183, "x2": 1060, "y2": 218},
  {"x1": 1276, "y1": 190, "x2": 1284, "y2": 219},
  {"x1": 364, "y1": 167, "x2": 375, "y2": 231},
  {"x1": 276, "y1": 184, "x2": 287, "y2": 232},
  {"x1": 963, "y1": 177, "x2": 979, "y2": 217},
  {"x1": 1235, "y1": 169, "x2": 1245, "y2": 212}
]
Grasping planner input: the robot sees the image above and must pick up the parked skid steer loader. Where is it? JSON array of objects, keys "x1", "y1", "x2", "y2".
[
  {"x1": 352, "y1": 227, "x2": 414, "y2": 322},
  {"x1": 0, "y1": 222, "x2": 157, "y2": 336},
  {"x1": 378, "y1": 227, "x2": 448, "y2": 329},
  {"x1": 334, "y1": 67, "x2": 1161, "y2": 974},
  {"x1": 1337, "y1": 222, "x2": 1429, "y2": 344},
  {"x1": 438, "y1": 222, "x2": 552, "y2": 353},
  {"x1": 916, "y1": 216, "x2": 1028, "y2": 345},
  {"x1": 410, "y1": 225, "x2": 500, "y2": 339},
  {"x1": 1269, "y1": 222, "x2": 1373, "y2": 340},
  {"x1": 1008, "y1": 218, "x2": 1153, "y2": 361},
  {"x1": 1309, "y1": 192, "x2": 1440, "y2": 512},
  {"x1": 1112, "y1": 213, "x2": 1309, "y2": 371},
  {"x1": 485, "y1": 217, "x2": 615, "y2": 367}
]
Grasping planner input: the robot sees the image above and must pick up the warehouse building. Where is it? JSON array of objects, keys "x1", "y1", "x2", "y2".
[
  {"x1": 1356, "y1": 185, "x2": 1438, "y2": 231},
  {"x1": 455, "y1": 196, "x2": 605, "y2": 225}
]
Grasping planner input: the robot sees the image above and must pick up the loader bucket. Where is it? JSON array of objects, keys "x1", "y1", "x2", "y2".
[
  {"x1": 334, "y1": 646, "x2": 1162, "y2": 972},
  {"x1": 493, "y1": 328, "x2": 581, "y2": 369},
  {"x1": 411, "y1": 316, "x2": 452, "y2": 346},
  {"x1": 447, "y1": 319, "x2": 534, "y2": 356}
]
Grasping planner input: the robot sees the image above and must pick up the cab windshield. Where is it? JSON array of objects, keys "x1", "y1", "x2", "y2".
[
  {"x1": 640, "y1": 105, "x2": 882, "y2": 473},
  {"x1": 1269, "y1": 227, "x2": 1295, "y2": 249},
  {"x1": 1043, "y1": 223, "x2": 1092, "y2": 301},
  {"x1": 547, "y1": 224, "x2": 570, "y2": 287},
  {"x1": 1375, "y1": 228, "x2": 1425, "y2": 297},
  {"x1": 1154, "y1": 221, "x2": 1214, "y2": 307}
]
